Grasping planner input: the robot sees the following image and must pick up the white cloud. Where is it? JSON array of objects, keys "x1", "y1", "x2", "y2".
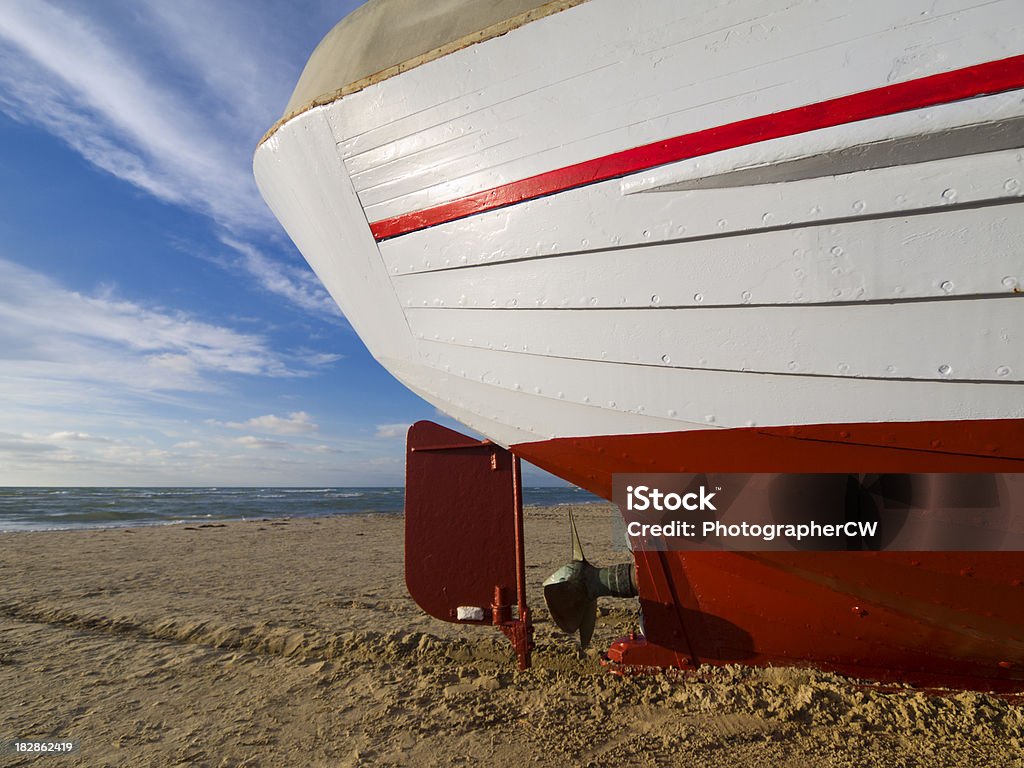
[
  {"x1": 47, "y1": 432, "x2": 111, "y2": 443},
  {"x1": 216, "y1": 237, "x2": 340, "y2": 320},
  {"x1": 0, "y1": 1, "x2": 347, "y2": 319},
  {"x1": 0, "y1": 424, "x2": 407, "y2": 486},
  {"x1": 375, "y1": 423, "x2": 413, "y2": 439},
  {"x1": 308, "y1": 444, "x2": 344, "y2": 454},
  {"x1": 0, "y1": 257, "x2": 297, "y2": 401},
  {"x1": 297, "y1": 351, "x2": 344, "y2": 367},
  {"x1": 135, "y1": 0, "x2": 303, "y2": 131},
  {"x1": 234, "y1": 435, "x2": 290, "y2": 450},
  {"x1": 0, "y1": 432, "x2": 59, "y2": 454},
  {"x1": 0, "y1": 1, "x2": 268, "y2": 232},
  {"x1": 224, "y1": 412, "x2": 319, "y2": 435},
  {"x1": 0, "y1": 2, "x2": 425, "y2": 487}
]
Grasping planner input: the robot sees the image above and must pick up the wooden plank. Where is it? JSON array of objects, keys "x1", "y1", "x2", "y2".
[{"x1": 404, "y1": 297, "x2": 1023, "y2": 382}]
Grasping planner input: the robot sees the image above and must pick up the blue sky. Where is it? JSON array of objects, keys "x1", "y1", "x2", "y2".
[{"x1": 0, "y1": 0, "x2": 556, "y2": 486}]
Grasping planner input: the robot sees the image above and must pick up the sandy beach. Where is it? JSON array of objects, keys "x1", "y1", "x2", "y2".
[{"x1": 1, "y1": 503, "x2": 1021, "y2": 767}]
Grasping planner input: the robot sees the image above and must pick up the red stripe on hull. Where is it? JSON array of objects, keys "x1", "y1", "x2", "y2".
[
  {"x1": 516, "y1": 419, "x2": 1024, "y2": 691},
  {"x1": 370, "y1": 54, "x2": 1024, "y2": 240}
]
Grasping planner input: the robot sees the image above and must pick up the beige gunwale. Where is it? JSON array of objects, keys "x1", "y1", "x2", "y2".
[{"x1": 258, "y1": 0, "x2": 589, "y2": 148}]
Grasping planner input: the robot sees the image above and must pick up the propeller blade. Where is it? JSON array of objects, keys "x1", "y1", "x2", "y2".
[
  {"x1": 543, "y1": 563, "x2": 589, "y2": 634},
  {"x1": 578, "y1": 598, "x2": 597, "y2": 650},
  {"x1": 569, "y1": 508, "x2": 585, "y2": 562},
  {"x1": 543, "y1": 511, "x2": 639, "y2": 649}
]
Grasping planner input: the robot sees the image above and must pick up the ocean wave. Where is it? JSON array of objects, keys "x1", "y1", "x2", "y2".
[{"x1": 0, "y1": 486, "x2": 604, "y2": 531}]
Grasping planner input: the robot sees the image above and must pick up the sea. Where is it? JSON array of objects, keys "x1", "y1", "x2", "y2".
[{"x1": 0, "y1": 487, "x2": 604, "y2": 532}]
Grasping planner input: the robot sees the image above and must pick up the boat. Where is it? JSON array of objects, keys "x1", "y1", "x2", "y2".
[{"x1": 254, "y1": 0, "x2": 1024, "y2": 692}]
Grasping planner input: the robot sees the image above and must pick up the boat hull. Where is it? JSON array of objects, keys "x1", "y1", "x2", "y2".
[
  {"x1": 255, "y1": 0, "x2": 1024, "y2": 454},
  {"x1": 622, "y1": 549, "x2": 1024, "y2": 692},
  {"x1": 515, "y1": 418, "x2": 1024, "y2": 500},
  {"x1": 515, "y1": 422, "x2": 1024, "y2": 691},
  {"x1": 255, "y1": 0, "x2": 1024, "y2": 689}
]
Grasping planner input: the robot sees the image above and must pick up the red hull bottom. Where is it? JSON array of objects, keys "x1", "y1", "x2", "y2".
[
  {"x1": 515, "y1": 419, "x2": 1024, "y2": 692},
  {"x1": 615, "y1": 549, "x2": 1024, "y2": 692}
]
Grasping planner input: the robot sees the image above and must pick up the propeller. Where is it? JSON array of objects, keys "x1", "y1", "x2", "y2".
[{"x1": 542, "y1": 510, "x2": 638, "y2": 649}]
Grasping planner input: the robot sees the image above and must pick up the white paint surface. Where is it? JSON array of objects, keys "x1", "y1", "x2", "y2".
[{"x1": 255, "y1": 0, "x2": 1024, "y2": 449}]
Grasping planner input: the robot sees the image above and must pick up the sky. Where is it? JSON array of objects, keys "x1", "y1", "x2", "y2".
[{"x1": 0, "y1": 0, "x2": 557, "y2": 487}]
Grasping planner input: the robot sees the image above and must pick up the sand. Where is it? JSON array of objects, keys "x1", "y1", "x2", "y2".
[{"x1": 1, "y1": 503, "x2": 1021, "y2": 767}]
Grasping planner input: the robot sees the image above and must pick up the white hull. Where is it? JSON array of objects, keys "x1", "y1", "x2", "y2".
[{"x1": 254, "y1": 0, "x2": 1024, "y2": 451}]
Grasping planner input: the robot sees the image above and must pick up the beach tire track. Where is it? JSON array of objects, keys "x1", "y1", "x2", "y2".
[{"x1": 0, "y1": 598, "x2": 522, "y2": 671}]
